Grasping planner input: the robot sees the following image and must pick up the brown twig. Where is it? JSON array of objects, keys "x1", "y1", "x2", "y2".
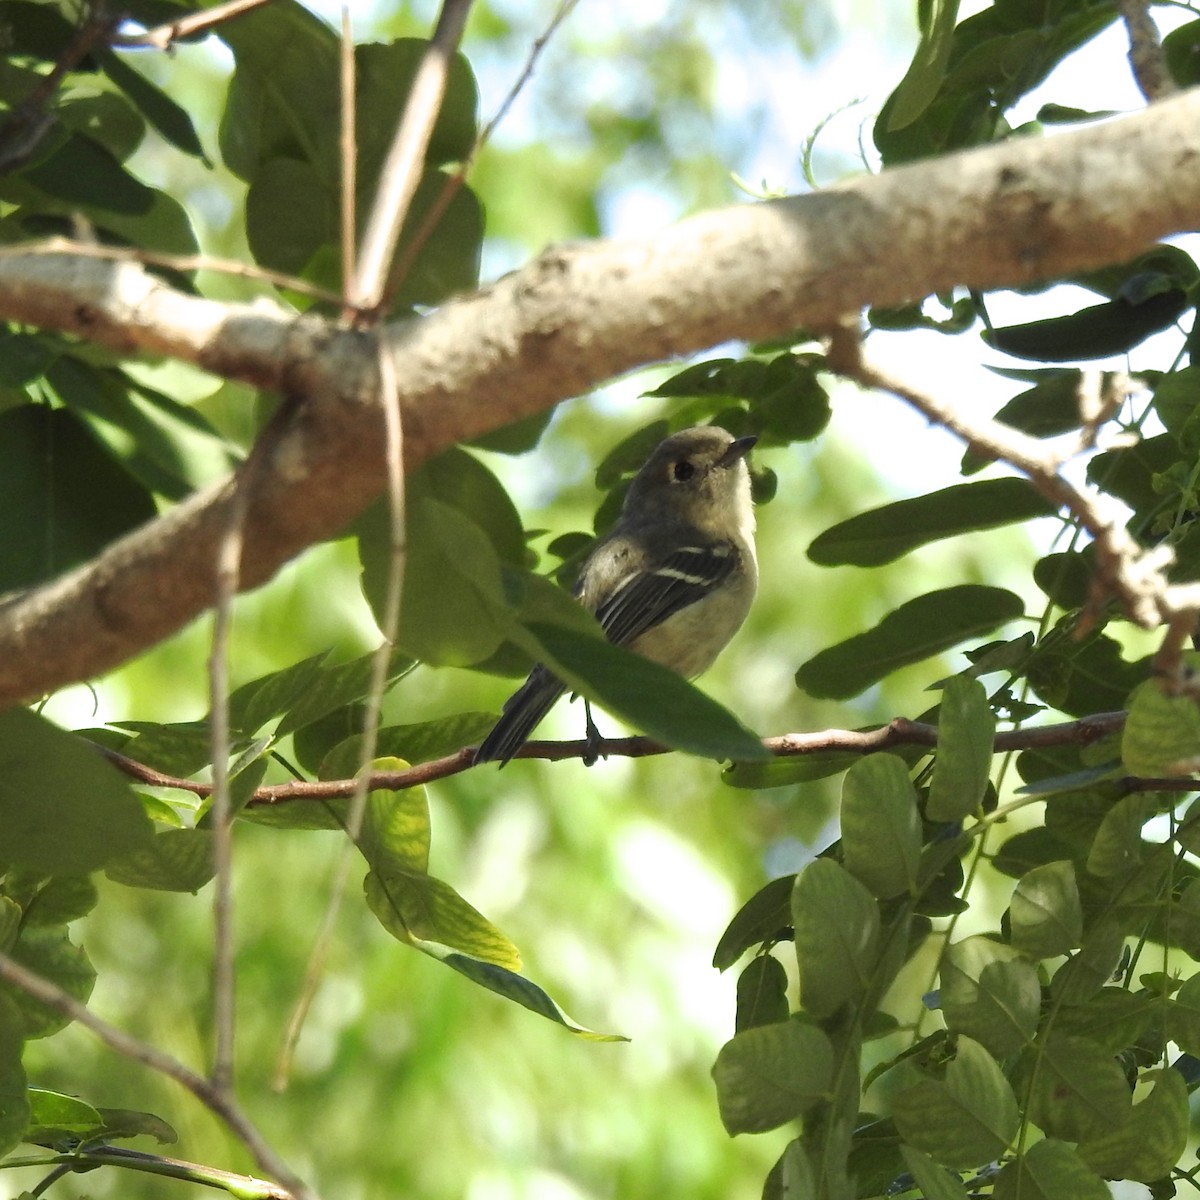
[
  {"x1": 387, "y1": 0, "x2": 582, "y2": 291},
  {"x1": 826, "y1": 322, "x2": 1174, "y2": 633},
  {"x1": 1117, "y1": 0, "x2": 1177, "y2": 103},
  {"x1": 109, "y1": 0, "x2": 276, "y2": 50},
  {"x1": 95, "y1": 711, "x2": 1131, "y2": 803},
  {"x1": 339, "y1": 6, "x2": 357, "y2": 320},
  {"x1": 349, "y1": 0, "x2": 475, "y2": 313},
  {"x1": 0, "y1": 950, "x2": 315, "y2": 1200}
]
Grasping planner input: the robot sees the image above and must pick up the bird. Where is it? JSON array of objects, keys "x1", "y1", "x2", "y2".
[{"x1": 472, "y1": 425, "x2": 758, "y2": 766}]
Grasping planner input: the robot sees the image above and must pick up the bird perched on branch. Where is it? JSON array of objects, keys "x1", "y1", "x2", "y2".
[{"x1": 473, "y1": 425, "x2": 758, "y2": 766}]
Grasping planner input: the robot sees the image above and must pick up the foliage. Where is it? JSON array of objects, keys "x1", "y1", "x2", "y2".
[{"x1": 1, "y1": 1, "x2": 1200, "y2": 1200}]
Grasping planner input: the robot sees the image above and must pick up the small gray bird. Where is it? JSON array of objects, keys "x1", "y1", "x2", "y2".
[{"x1": 473, "y1": 425, "x2": 758, "y2": 766}]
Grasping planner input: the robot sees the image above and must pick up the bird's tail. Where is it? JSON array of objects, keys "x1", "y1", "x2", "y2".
[{"x1": 472, "y1": 666, "x2": 565, "y2": 766}]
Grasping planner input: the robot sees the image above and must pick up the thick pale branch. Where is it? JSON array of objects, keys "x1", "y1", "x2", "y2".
[{"x1": 1, "y1": 91, "x2": 1200, "y2": 705}]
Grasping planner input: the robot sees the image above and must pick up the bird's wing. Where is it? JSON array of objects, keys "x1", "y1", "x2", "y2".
[{"x1": 594, "y1": 542, "x2": 737, "y2": 647}]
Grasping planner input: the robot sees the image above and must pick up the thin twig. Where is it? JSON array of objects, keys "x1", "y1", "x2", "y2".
[
  {"x1": 826, "y1": 322, "x2": 1174, "y2": 632},
  {"x1": 97, "y1": 711, "x2": 1132, "y2": 802},
  {"x1": 208, "y1": 476, "x2": 250, "y2": 1091},
  {"x1": 273, "y1": 336, "x2": 407, "y2": 1088},
  {"x1": 349, "y1": 0, "x2": 474, "y2": 313},
  {"x1": 0, "y1": 237, "x2": 343, "y2": 303},
  {"x1": 0, "y1": 6, "x2": 119, "y2": 175},
  {"x1": 110, "y1": 0, "x2": 276, "y2": 49},
  {"x1": 388, "y1": 0, "x2": 581, "y2": 295},
  {"x1": 339, "y1": 6, "x2": 357, "y2": 320},
  {"x1": 1117, "y1": 0, "x2": 1176, "y2": 103},
  {"x1": 0, "y1": 950, "x2": 314, "y2": 1200}
]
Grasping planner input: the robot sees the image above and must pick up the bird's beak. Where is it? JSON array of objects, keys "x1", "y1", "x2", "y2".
[{"x1": 719, "y1": 435, "x2": 757, "y2": 467}]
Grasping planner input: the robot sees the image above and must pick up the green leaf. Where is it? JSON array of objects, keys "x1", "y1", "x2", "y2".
[
  {"x1": 840, "y1": 754, "x2": 921, "y2": 897},
  {"x1": 318, "y1": 713, "x2": 497, "y2": 778},
  {"x1": 1166, "y1": 971, "x2": 1200, "y2": 1055},
  {"x1": 365, "y1": 870, "x2": 521, "y2": 970},
  {"x1": 734, "y1": 955, "x2": 791, "y2": 1032},
  {"x1": 359, "y1": 769, "x2": 520, "y2": 969},
  {"x1": 807, "y1": 479, "x2": 1055, "y2": 567},
  {"x1": 1022, "y1": 1034, "x2": 1131, "y2": 1142},
  {"x1": 1122, "y1": 668, "x2": 1200, "y2": 776},
  {"x1": 22, "y1": 877, "x2": 98, "y2": 927},
  {"x1": 3, "y1": 927, "x2": 94, "y2": 1039},
  {"x1": 104, "y1": 829, "x2": 215, "y2": 893},
  {"x1": 928, "y1": 676, "x2": 995, "y2": 821},
  {"x1": 24, "y1": 1088, "x2": 103, "y2": 1145},
  {"x1": 1087, "y1": 794, "x2": 1152, "y2": 879},
  {"x1": 1053, "y1": 986, "x2": 1154, "y2": 1053},
  {"x1": 97, "y1": 49, "x2": 207, "y2": 161},
  {"x1": 0, "y1": 709, "x2": 153, "y2": 875},
  {"x1": 796, "y1": 586, "x2": 1024, "y2": 700},
  {"x1": 0, "y1": 405, "x2": 157, "y2": 591},
  {"x1": 713, "y1": 875, "x2": 795, "y2": 970},
  {"x1": 893, "y1": 1036, "x2": 1018, "y2": 1169},
  {"x1": 370, "y1": 495, "x2": 511, "y2": 666},
  {"x1": 437, "y1": 951, "x2": 624, "y2": 1041},
  {"x1": 791, "y1": 859, "x2": 880, "y2": 1018},
  {"x1": 522, "y1": 621, "x2": 769, "y2": 761},
  {"x1": 712, "y1": 1019, "x2": 833, "y2": 1134},
  {"x1": 898, "y1": 1146, "x2": 969, "y2": 1200},
  {"x1": 93, "y1": 1107, "x2": 177, "y2": 1144},
  {"x1": 1076, "y1": 1067, "x2": 1187, "y2": 1182},
  {"x1": 0, "y1": 994, "x2": 28, "y2": 1157},
  {"x1": 993, "y1": 1139, "x2": 1110, "y2": 1200},
  {"x1": 16, "y1": 131, "x2": 155, "y2": 215},
  {"x1": 1049, "y1": 919, "x2": 1126, "y2": 1006},
  {"x1": 1009, "y1": 860, "x2": 1082, "y2": 959},
  {"x1": 884, "y1": 0, "x2": 961, "y2": 130},
  {"x1": 723, "y1": 749, "x2": 864, "y2": 789},
  {"x1": 985, "y1": 288, "x2": 1188, "y2": 362},
  {"x1": 940, "y1": 936, "x2": 1038, "y2": 1057}
]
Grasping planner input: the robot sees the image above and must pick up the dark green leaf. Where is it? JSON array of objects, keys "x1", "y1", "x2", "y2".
[
  {"x1": 0, "y1": 405, "x2": 156, "y2": 591},
  {"x1": 808, "y1": 479, "x2": 1055, "y2": 567},
  {"x1": 791, "y1": 859, "x2": 879, "y2": 1018},
  {"x1": 0, "y1": 709, "x2": 153, "y2": 875},
  {"x1": 97, "y1": 49, "x2": 207, "y2": 161},
  {"x1": 93, "y1": 1107, "x2": 177, "y2": 1144},
  {"x1": 928, "y1": 676, "x2": 995, "y2": 821},
  {"x1": 712, "y1": 1019, "x2": 833, "y2": 1134},
  {"x1": 985, "y1": 289, "x2": 1188, "y2": 361},
  {"x1": 796, "y1": 586, "x2": 1024, "y2": 700},
  {"x1": 840, "y1": 754, "x2": 921, "y2": 897},
  {"x1": 713, "y1": 874, "x2": 794, "y2": 970},
  {"x1": 734, "y1": 955, "x2": 790, "y2": 1032},
  {"x1": 0, "y1": 993, "x2": 27, "y2": 1156},
  {"x1": 893, "y1": 1036, "x2": 1018, "y2": 1169},
  {"x1": 438, "y1": 952, "x2": 624, "y2": 1041},
  {"x1": 522, "y1": 621, "x2": 769, "y2": 761},
  {"x1": 15, "y1": 131, "x2": 155, "y2": 214}
]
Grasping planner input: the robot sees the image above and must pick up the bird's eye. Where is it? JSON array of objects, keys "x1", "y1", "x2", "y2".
[{"x1": 672, "y1": 460, "x2": 696, "y2": 481}]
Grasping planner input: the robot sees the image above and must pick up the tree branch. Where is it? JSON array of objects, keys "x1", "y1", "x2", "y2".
[
  {"x1": 2, "y1": 90, "x2": 1200, "y2": 706},
  {"x1": 97, "y1": 710, "x2": 1131, "y2": 801}
]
